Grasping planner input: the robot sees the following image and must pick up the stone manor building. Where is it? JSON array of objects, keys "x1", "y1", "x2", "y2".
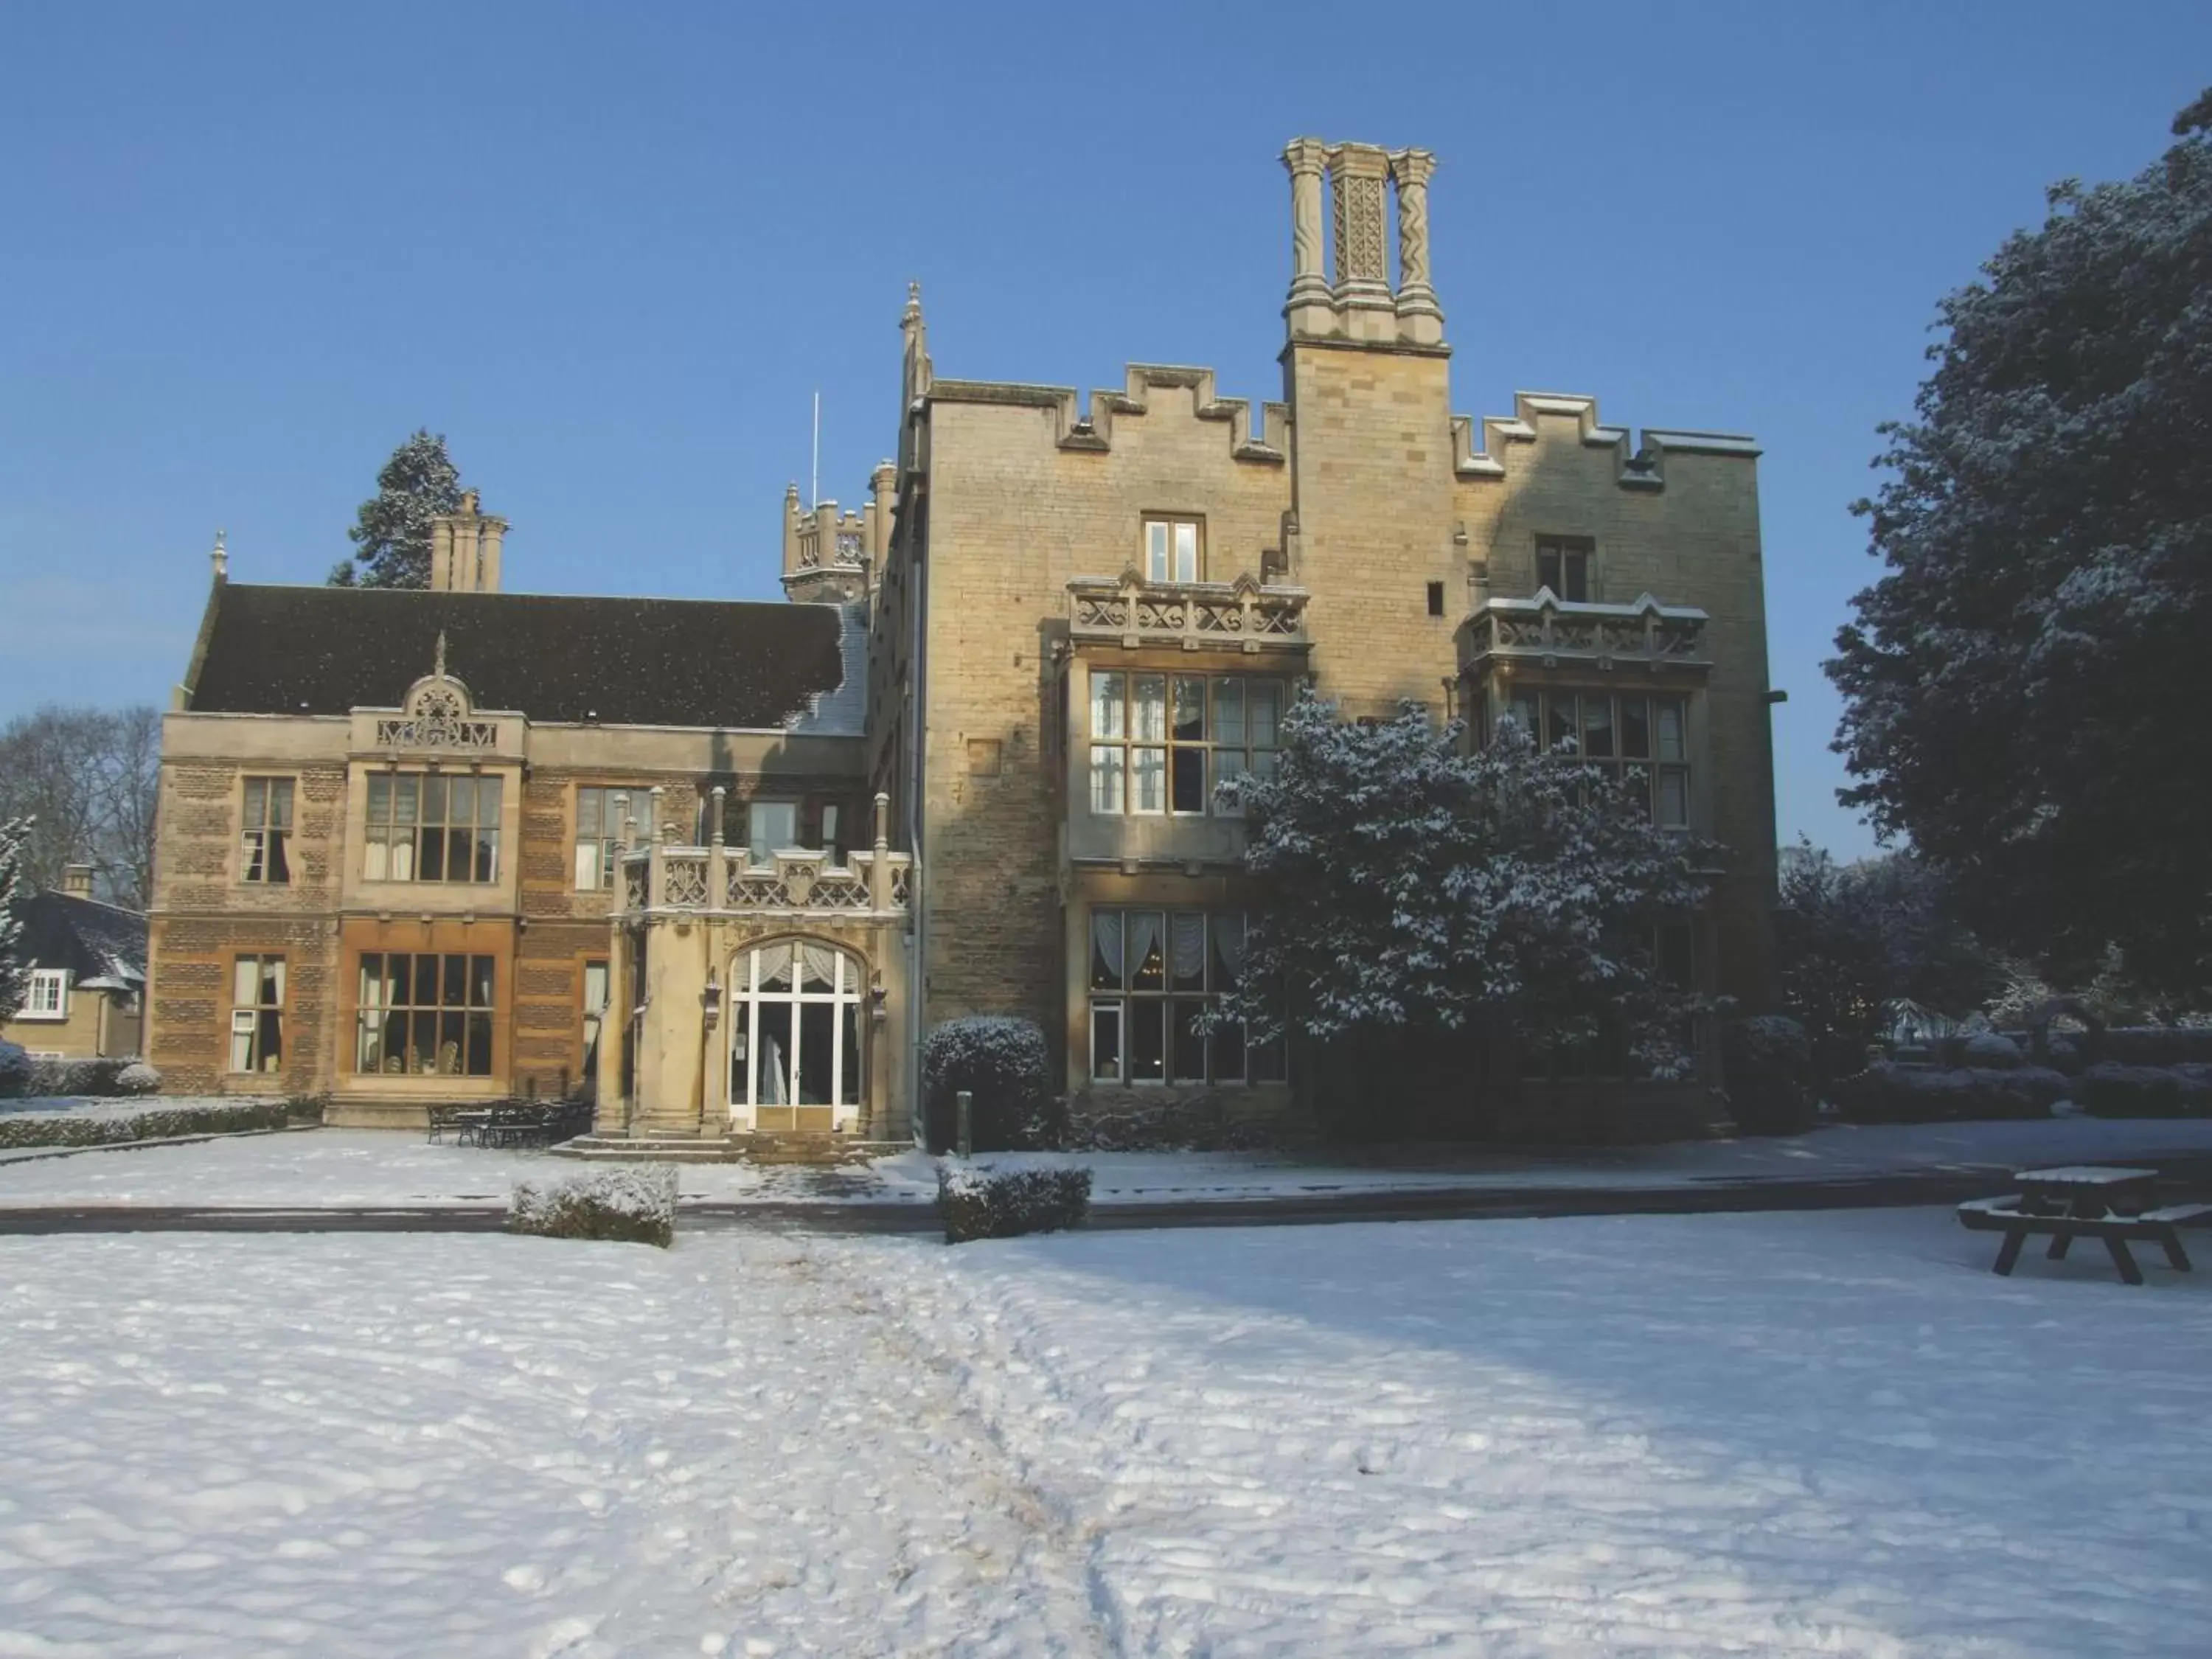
[{"x1": 145, "y1": 138, "x2": 1777, "y2": 1142}]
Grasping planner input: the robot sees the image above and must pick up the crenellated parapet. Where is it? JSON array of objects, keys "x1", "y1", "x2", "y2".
[
  {"x1": 1450, "y1": 392, "x2": 1760, "y2": 493},
  {"x1": 926, "y1": 364, "x2": 1288, "y2": 466}
]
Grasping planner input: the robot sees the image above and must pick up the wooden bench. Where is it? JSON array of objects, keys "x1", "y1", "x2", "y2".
[{"x1": 1958, "y1": 1196, "x2": 2212, "y2": 1285}]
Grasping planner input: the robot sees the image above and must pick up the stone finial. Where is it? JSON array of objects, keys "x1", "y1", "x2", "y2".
[{"x1": 210, "y1": 529, "x2": 228, "y2": 581}]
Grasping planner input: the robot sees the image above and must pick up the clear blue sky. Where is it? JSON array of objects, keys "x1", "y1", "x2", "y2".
[{"x1": 3, "y1": 1, "x2": 2204, "y2": 857}]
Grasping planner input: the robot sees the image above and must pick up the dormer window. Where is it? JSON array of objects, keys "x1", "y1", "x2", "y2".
[
  {"x1": 1536, "y1": 536, "x2": 1593, "y2": 602},
  {"x1": 1145, "y1": 517, "x2": 1202, "y2": 584}
]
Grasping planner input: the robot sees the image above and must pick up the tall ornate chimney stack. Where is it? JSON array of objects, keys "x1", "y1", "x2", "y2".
[
  {"x1": 429, "y1": 490, "x2": 508, "y2": 593},
  {"x1": 1281, "y1": 139, "x2": 1444, "y2": 348}
]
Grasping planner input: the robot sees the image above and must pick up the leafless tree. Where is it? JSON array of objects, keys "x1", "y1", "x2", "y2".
[{"x1": 0, "y1": 705, "x2": 163, "y2": 908}]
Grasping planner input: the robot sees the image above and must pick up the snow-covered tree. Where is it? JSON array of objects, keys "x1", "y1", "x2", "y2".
[
  {"x1": 0, "y1": 816, "x2": 32, "y2": 1020},
  {"x1": 1775, "y1": 841, "x2": 2003, "y2": 1082},
  {"x1": 1214, "y1": 698, "x2": 1719, "y2": 1079},
  {"x1": 1828, "y1": 97, "x2": 2212, "y2": 998},
  {"x1": 327, "y1": 430, "x2": 467, "y2": 588}
]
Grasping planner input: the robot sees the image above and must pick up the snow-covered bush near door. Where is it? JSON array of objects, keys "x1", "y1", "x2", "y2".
[
  {"x1": 920, "y1": 1016, "x2": 1057, "y2": 1152},
  {"x1": 937, "y1": 1162, "x2": 1092, "y2": 1244},
  {"x1": 507, "y1": 1166, "x2": 678, "y2": 1247}
]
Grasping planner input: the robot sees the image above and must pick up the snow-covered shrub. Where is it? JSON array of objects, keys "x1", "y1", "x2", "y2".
[
  {"x1": 1065, "y1": 1093, "x2": 1290, "y2": 1152},
  {"x1": 1719, "y1": 1015, "x2": 1815, "y2": 1135},
  {"x1": 0, "y1": 1100, "x2": 288, "y2": 1150},
  {"x1": 114, "y1": 1060, "x2": 161, "y2": 1096},
  {"x1": 1219, "y1": 700, "x2": 1717, "y2": 1085},
  {"x1": 25, "y1": 1057, "x2": 127, "y2": 1098},
  {"x1": 2074, "y1": 1062, "x2": 2212, "y2": 1119},
  {"x1": 1833, "y1": 1063, "x2": 2069, "y2": 1124},
  {"x1": 920, "y1": 1016, "x2": 1055, "y2": 1152},
  {"x1": 936, "y1": 1162, "x2": 1093, "y2": 1245},
  {"x1": 0, "y1": 1039, "x2": 29, "y2": 1100},
  {"x1": 1959, "y1": 1032, "x2": 2023, "y2": 1069},
  {"x1": 507, "y1": 1166, "x2": 678, "y2": 1248}
]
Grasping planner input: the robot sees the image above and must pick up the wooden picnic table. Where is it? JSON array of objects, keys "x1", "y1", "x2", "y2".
[{"x1": 1958, "y1": 1164, "x2": 2211, "y2": 1285}]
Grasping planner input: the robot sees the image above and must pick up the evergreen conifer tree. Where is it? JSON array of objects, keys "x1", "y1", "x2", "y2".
[{"x1": 327, "y1": 430, "x2": 467, "y2": 588}]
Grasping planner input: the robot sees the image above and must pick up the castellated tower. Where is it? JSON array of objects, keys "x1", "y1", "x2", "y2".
[
  {"x1": 1279, "y1": 140, "x2": 1460, "y2": 720},
  {"x1": 782, "y1": 466, "x2": 897, "y2": 608}
]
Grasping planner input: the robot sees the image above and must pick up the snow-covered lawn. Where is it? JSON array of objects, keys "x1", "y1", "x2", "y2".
[
  {"x1": 4, "y1": 1208, "x2": 2209, "y2": 1655},
  {"x1": 6, "y1": 1116, "x2": 2212, "y2": 1212}
]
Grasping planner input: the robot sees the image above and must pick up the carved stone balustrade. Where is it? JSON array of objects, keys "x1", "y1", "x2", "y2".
[
  {"x1": 1068, "y1": 569, "x2": 1310, "y2": 655},
  {"x1": 616, "y1": 844, "x2": 914, "y2": 921},
  {"x1": 1461, "y1": 591, "x2": 1710, "y2": 676}
]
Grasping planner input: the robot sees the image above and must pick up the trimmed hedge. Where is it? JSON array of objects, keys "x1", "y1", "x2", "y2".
[
  {"x1": 116, "y1": 1062, "x2": 162, "y2": 1096},
  {"x1": 1719, "y1": 1015, "x2": 1817, "y2": 1135},
  {"x1": 1834, "y1": 1062, "x2": 2070, "y2": 1124},
  {"x1": 507, "y1": 1166, "x2": 678, "y2": 1248},
  {"x1": 25, "y1": 1057, "x2": 131, "y2": 1098},
  {"x1": 0, "y1": 1040, "x2": 28, "y2": 1101},
  {"x1": 2075, "y1": 1062, "x2": 2212, "y2": 1119},
  {"x1": 937, "y1": 1164, "x2": 1093, "y2": 1244},
  {"x1": 921, "y1": 1016, "x2": 1057, "y2": 1152},
  {"x1": 0, "y1": 1101, "x2": 291, "y2": 1152},
  {"x1": 2102, "y1": 1028, "x2": 2212, "y2": 1067}
]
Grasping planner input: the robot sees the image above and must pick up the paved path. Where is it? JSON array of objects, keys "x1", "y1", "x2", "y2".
[{"x1": 8, "y1": 1152, "x2": 2212, "y2": 1236}]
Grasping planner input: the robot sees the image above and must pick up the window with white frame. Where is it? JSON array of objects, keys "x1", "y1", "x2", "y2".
[
  {"x1": 364, "y1": 772, "x2": 503, "y2": 883},
  {"x1": 229, "y1": 955, "x2": 285, "y2": 1074},
  {"x1": 21, "y1": 969, "x2": 68, "y2": 1020},
  {"x1": 573, "y1": 786, "x2": 626, "y2": 890},
  {"x1": 1144, "y1": 516, "x2": 1202, "y2": 583},
  {"x1": 726, "y1": 942, "x2": 864, "y2": 1118},
  {"x1": 1505, "y1": 689, "x2": 1691, "y2": 829},
  {"x1": 1088, "y1": 673, "x2": 1283, "y2": 816},
  {"x1": 240, "y1": 777, "x2": 293, "y2": 884},
  {"x1": 1088, "y1": 908, "x2": 1284, "y2": 1085}
]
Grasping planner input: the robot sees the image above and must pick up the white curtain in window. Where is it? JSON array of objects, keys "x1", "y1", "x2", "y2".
[
  {"x1": 759, "y1": 1032, "x2": 787, "y2": 1104},
  {"x1": 801, "y1": 942, "x2": 840, "y2": 992},
  {"x1": 1125, "y1": 911, "x2": 1163, "y2": 983},
  {"x1": 1091, "y1": 913, "x2": 1124, "y2": 984},
  {"x1": 756, "y1": 943, "x2": 794, "y2": 988},
  {"x1": 1171, "y1": 913, "x2": 1206, "y2": 987},
  {"x1": 1211, "y1": 914, "x2": 1245, "y2": 989}
]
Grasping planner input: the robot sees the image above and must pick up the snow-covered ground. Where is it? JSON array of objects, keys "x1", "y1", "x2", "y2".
[
  {"x1": 5, "y1": 1116, "x2": 2212, "y2": 1211},
  {"x1": 3, "y1": 1208, "x2": 2208, "y2": 1655}
]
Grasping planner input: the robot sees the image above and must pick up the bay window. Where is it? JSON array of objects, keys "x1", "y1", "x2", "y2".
[
  {"x1": 354, "y1": 952, "x2": 497, "y2": 1075},
  {"x1": 1088, "y1": 908, "x2": 1284, "y2": 1085},
  {"x1": 1504, "y1": 689, "x2": 1691, "y2": 828},
  {"x1": 1088, "y1": 673, "x2": 1282, "y2": 816},
  {"x1": 364, "y1": 772, "x2": 503, "y2": 883}
]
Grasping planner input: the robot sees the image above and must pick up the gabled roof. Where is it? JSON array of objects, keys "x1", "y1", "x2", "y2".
[
  {"x1": 17, "y1": 891, "x2": 147, "y2": 988},
  {"x1": 185, "y1": 583, "x2": 861, "y2": 731}
]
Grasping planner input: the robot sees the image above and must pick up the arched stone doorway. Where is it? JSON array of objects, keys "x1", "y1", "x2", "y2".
[{"x1": 726, "y1": 939, "x2": 866, "y2": 1132}]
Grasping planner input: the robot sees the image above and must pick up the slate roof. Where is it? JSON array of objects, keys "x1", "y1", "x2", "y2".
[
  {"x1": 18, "y1": 891, "x2": 147, "y2": 990},
  {"x1": 187, "y1": 584, "x2": 862, "y2": 732}
]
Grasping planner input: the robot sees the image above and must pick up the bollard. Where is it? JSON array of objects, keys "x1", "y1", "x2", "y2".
[{"x1": 956, "y1": 1089, "x2": 973, "y2": 1160}]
